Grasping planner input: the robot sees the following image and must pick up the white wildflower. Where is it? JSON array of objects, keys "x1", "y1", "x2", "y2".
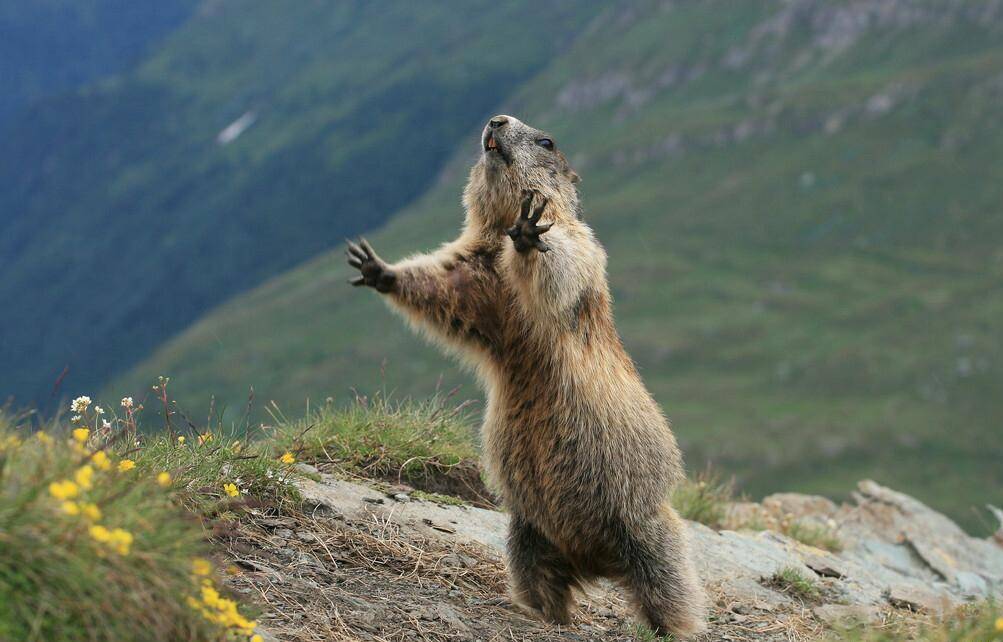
[
  {"x1": 120, "y1": 397, "x2": 133, "y2": 409},
  {"x1": 93, "y1": 406, "x2": 104, "y2": 415},
  {"x1": 70, "y1": 396, "x2": 92, "y2": 413},
  {"x1": 71, "y1": 415, "x2": 82, "y2": 423},
  {"x1": 102, "y1": 420, "x2": 112, "y2": 430}
]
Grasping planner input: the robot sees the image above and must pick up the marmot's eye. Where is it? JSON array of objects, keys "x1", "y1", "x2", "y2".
[{"x1": 536, "y1": 138, "x2": 554, "y2": 150}]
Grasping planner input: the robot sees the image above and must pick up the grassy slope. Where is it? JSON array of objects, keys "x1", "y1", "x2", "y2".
[
  {"x1": 116, "y1": 1, "x2": 1003, "y2": 531},
  {"x1": 0, "y1": 0, "x2": 603, "y2": 407},
  {"x1": 0, "y1": 0, "x2": 197, "y2": 124}
]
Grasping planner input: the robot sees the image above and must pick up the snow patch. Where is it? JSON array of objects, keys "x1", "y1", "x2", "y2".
[{"x1": 216, "y1": 111, "x2": 257, "y2": 145}]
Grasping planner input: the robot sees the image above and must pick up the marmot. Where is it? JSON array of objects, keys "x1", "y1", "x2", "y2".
[{"x1": 347, "y1": 115, "x2": 706, "y2": 636}]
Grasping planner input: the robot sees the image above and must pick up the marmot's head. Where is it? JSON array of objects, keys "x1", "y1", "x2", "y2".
[{"x1": 464, "y1": 115, "x2": 580, "y2": 230}]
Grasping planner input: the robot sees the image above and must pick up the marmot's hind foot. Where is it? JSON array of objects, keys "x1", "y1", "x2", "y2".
[
  {"x1": 620, "y1": 509, "x2": 708, "y2": 638},
  {"x1": 507, "y1": 190, "x2": 553, "y2": 253},
  {"x1": 507, "y1": 516, "x2": 576, "y2": 625}
]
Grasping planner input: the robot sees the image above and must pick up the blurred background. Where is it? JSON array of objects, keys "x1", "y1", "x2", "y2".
[{"x1": 1, "y1": 0, "x2": 1001, "y2": 533}]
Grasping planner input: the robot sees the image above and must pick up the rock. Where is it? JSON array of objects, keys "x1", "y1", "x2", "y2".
[
  {"x1": 434, "y1": 604, "x2": 470, "y2": 633},
  {"x1": 955, "y1": 571, "x2": 988, "y2": 597},
  {"x1": 274, "y1": 528, "x2": 294, "y2": 540},
  {"x1": 296, "y1": 474, "x2": 508, "y2": 550},
  {"x1": 887, "y1": 585, "x2": 951, "y2": 615},
  {"x1": 813, "y1": 604, "x2": 880, "y2": 628},
  {"x1": 762, "y1": 493, "x2": 838, "y2": 520},
  {"x1": 293, "y1": 472, "x2": 1003, "y2": 633},
  {"x1": 393, "y1": 493, "x2": 411, "y2": 502},
  {"x1": 850, "y1": 481, "x2": 1003, "y2": 587},
  {"x1": 294, "y1": 463, "x2": 320, "y2": 476},
  {"x1": 804, "y1": 552, "x2": 847, "y2": 578}
]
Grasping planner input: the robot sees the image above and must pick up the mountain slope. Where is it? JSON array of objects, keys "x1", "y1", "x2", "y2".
[
  {"x1": 0, "y1": 0, "x2": 197, "y2": 124},
  {"x1": 119, "y1": 0, "x2": 1003, "y2": 531},
  {"x1": 0, "y1": 0, "x2": 604, "y2": 406}
]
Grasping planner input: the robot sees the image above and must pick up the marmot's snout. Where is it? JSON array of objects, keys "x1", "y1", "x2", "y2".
[{"x1": 483, "y1": 114, "x2": 517, "y2": 164}]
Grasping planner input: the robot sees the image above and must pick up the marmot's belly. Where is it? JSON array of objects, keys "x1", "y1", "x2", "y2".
[{"x1": 484, "y1": 397, "x2": 675, "y2": 546}]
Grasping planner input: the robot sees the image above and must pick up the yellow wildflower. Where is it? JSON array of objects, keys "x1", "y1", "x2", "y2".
[
  {"x1": 251, "y1": 636, "x2": 263, "y2": 642},
  {"x1": 89, "y1": 524, "x2": 111, "y2": 543},
  {"x1": 223, "y1": 483, "x2": 239, "y2": 498},
  {"x1": 49, "y1": 479, "x2": 79, "y2": 500},
  {"x1": 81, "y1": 502, "x2": 102, "y2": 521},
  {"x1": 177, "y1": 435, "x2": 185, "y2": 444},
  {"x1": 36, "y1": 431, "x2": 53, "y2": 445},
  {"x1": 279, "y1": 452, "x2": 295, "y2": 464},
  {"x1": 72, "y1": 427, "x2": 90, "y2": 443},
  {"x1": 109, "y1": 528, "x2": 133, "y2": 555},
  {"x1": 231, "y1": 440, "x2": 241, "y2": 452},
  {"x1": 74, "y1": 465, "x2": 94, "y2": 490},
  {"x1": 91, "y1": 451, "x2": 112, "y2": 471},
  {"x1": 118, "y1": 459, "x2": 136, "y2": 472},
  {"x1": 61, "y1": 501, "x2": 80, "y2": 516},
  {"x1": 1, "y1": 435, "x2": 21, "y2": 450},
  {"x1": 192, "y1": 558, "x2": 212, "y2": 577},
  {"x1": 995, "y1": 616, "x2": 1003, "y2": 632},
  {"x1": 198, "y1": 432, "x2": 212, "y2": 445},
  {"x1": 157, "y1": 471, "x2": 172, "y2": 487}
]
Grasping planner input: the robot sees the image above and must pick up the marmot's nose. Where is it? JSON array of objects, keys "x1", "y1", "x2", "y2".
[{"x1": 488, "y1": 116, "x2": 508, "y2": 129}]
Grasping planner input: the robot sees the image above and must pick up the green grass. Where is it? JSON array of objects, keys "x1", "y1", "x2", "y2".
[
  {"x1": 765, "y1": 567, "x2": 821, "y2": 603},
  {"x1": 631, "y1": 623, "x2": 675, "y2": 641},
  {"x1": 268, "y1": 391, "x2": 487, "y2": 503},
  {"x1": 670, "y1": 470, "x2": 734, "y2": 529}
]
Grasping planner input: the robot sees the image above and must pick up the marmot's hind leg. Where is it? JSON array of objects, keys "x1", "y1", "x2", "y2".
[
  {"x1": 507, "y1": 515, "x2": 577, "y2": 624},
  {"x1": 618, "y1": 504, "x2": 707, "y2": 637}
]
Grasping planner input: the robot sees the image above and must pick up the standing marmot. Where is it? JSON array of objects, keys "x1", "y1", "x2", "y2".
[{"x1": 347, "y1": 115, "x2": 706, "y2": 636}]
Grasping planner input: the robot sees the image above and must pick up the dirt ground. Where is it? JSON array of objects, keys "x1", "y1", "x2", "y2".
[{"x1": 220, "y1": 504, "x2": 824, "y2": 642}]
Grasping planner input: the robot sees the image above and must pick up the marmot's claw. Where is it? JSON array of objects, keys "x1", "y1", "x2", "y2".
[
  {"x1": 346, "y1": 237, "x2": 396, "y2": 293},
  {"x1": 509, "y1": 190, "x2": 553, "y2": 254}
]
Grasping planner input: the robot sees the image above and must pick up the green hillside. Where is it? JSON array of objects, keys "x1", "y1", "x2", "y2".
[
  {"x1": 0, "y1": 0, "x2": 197, "y2": 124},
  {"x1": 113, "y1": 1, "x2": 1003, "y2": 532},
  {"x1": 0, "y1": 0, "x2": 602, "y2": 407}
]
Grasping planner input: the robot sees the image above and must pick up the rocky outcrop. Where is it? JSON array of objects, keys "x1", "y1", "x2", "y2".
[{"x1": 251, "y1": 471, "x2": 1002, "y2": 640}]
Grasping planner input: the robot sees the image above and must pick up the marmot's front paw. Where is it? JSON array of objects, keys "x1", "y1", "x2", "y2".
[
  {"x1": 507, "y1": 190, "x2": 553, "y2": 253},
  {"x1": 347, "y1": 238, "x2": 396, "y2": 293}
]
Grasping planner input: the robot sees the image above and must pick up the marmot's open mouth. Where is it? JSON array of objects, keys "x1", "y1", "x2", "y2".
[
  {"x1": 484, "y1": 132, "x2": 499, "y2": 152},
  {"x1": 483, "y1": 132, "x2": 509, "y2": 165}
]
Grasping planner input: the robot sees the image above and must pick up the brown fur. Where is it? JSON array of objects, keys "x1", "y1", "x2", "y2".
[{"x1": 347, "y1": 115, "x2": 707, "y2": 637}]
